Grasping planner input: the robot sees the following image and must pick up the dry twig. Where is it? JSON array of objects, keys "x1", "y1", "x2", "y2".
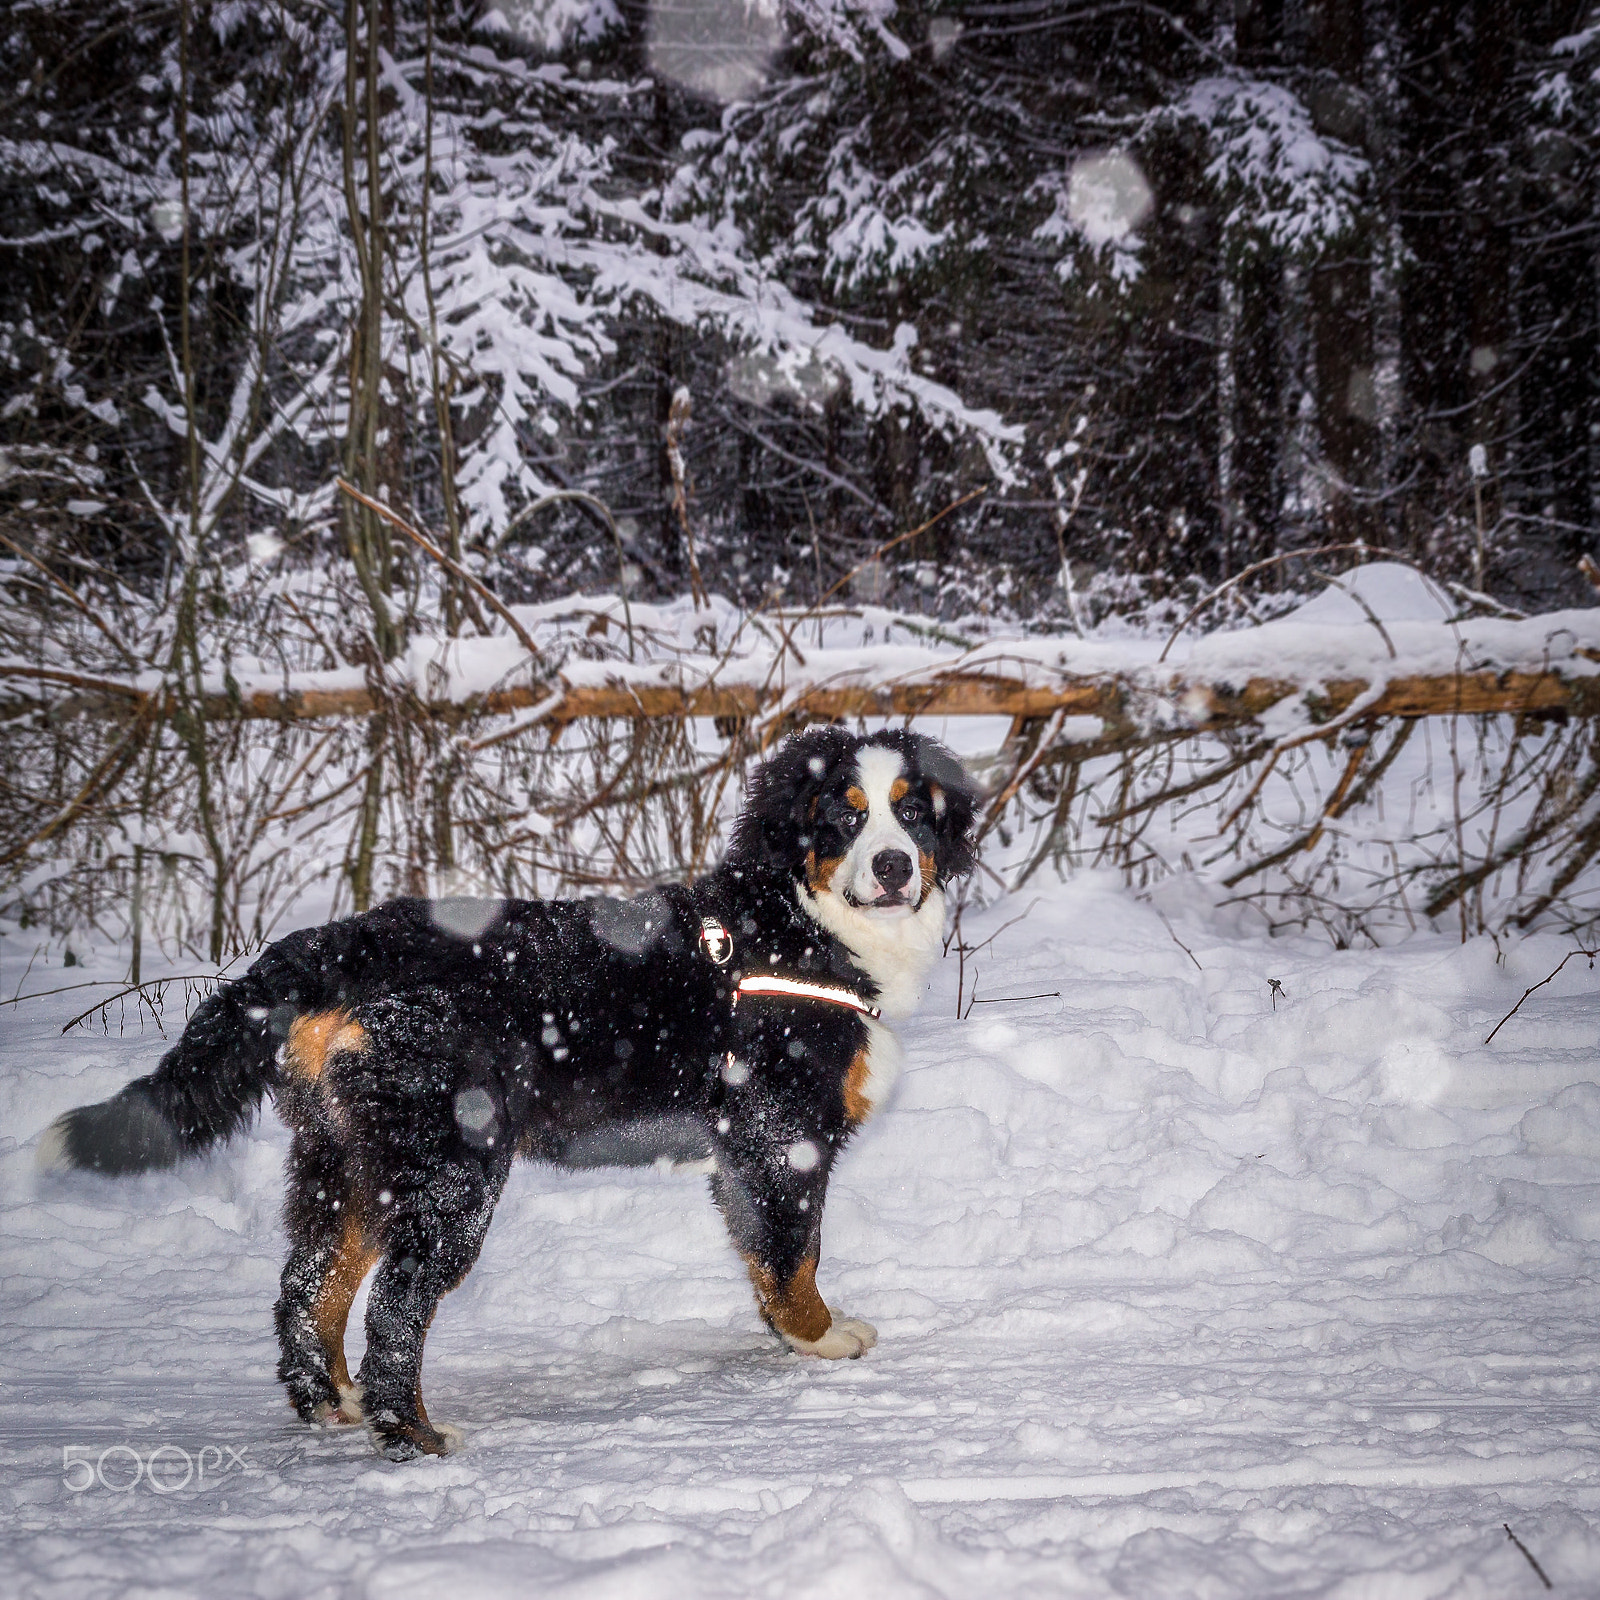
[{"x1": 1485, "y1": 946, "x2": 1597, "y2": 1045}]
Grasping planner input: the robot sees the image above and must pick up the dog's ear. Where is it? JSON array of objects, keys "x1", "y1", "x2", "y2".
[
  {"x1": 727, "y1": 726, "x2": 857, "y2": 869},
  {"x1": 908, "y1": 734, "x2": 981, "y2": 885}
]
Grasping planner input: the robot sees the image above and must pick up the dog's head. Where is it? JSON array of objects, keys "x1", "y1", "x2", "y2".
[{"x1": 731, "y1": 727, "x2": 980, "y2": 918}]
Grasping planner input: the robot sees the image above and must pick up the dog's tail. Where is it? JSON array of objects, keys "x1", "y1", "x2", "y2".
[{"x1": 42, "y1": 924, "x2": 343, "y2": 1175}]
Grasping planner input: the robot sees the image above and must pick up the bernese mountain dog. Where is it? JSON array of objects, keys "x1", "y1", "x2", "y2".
[{"x1": 44, "y1": 727, "x2": 978, "y2": 1460}]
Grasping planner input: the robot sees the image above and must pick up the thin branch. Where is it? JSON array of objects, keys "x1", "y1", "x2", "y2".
[
  {"x1": 1220, "y1": 736, "x2": 1368, "y2": 888},
  {"x1": 1485, "y1": 947, "x2": 1597, "y2": 1046},
  {"x1": 1159, "y1": 545, "x2": 1435, "y2": 663},
  {"x1": 1503, "y1": 1525, "x2": 1553, "y2": 1590},
  {"x1": 1312, "y1": 570, "x2": 1397, "y2": 659},
  {"x1": 0, "y1": 530, "x2": 141, "y2": 670},
  {"x1": 62, "y1": 973, "x2": 223, "y2": 1035},
  {"x1": 0, "y1": 974, "x2": 206, "y2": 1008},
  {"x1": 335, "y1": 478, "x2": 543, "y2": 662},
  {"x1": 1155, "y1": 910, "x2": 1202, "y2": 971},
  {"x1": 0, "y1": 708, "x2": 153, "y2": 868},
  {"x1": 1094, "y1": 741, "x2": 1267, "y2": 827},
  {"x1": 1215, "y1": 686, "x2": 1389, "y2": 839},
  {"x1": 967, "y1": 992, "x2": 1061, "y2": 1005},
  {"x1": 488, "y1": 488, "x2": 635, "y2": 661}
]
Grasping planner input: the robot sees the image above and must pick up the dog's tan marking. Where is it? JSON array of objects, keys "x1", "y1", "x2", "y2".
[
  {"x1": 312, "y1": 1212, "x2": 379, "y2": 1400},
  {"x1": 889, "y1": 777, "x2": 909, "y2": 803},
  {"x1": 407, "y1": 1311, "x2": 461, "y2": 1455},
  {"x1": 806, "y1": 849, "x2": 843, "y2": 894},
  {"x1": 747, "y1": 1255, "x2": 832, "y2": 1344},
  {"x1": 843, "y1": 1044, "x2": 873, "y2": 1124},
  {"x1": 286, "y1": 1010, "x2": 368, "y2": 1081},
  {"x1": 919, "y1": 848, "x2": 937, "y2": 895},
  {"x1": 844, "y1": 784, "x2": 869, "y2": 813}
]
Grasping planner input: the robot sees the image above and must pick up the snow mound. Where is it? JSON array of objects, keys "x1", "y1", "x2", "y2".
[
  {"x1": 1286, "y1": 560, "x2": 1455, "y2": 626},
  {"x1": 2, "y1": 876, "x2": 1597, "y2": 1595}
]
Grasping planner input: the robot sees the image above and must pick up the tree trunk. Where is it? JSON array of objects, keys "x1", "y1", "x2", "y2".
[
  {"x1": 1463, "y1": 0, "x2": 1515, "y2": 544},
  {"x1": 340, "y1": 0, "x2": 398, "y2": 661},
  {"x1": 1306, "y1": 0, "x2": 1381, "y2": 544}
]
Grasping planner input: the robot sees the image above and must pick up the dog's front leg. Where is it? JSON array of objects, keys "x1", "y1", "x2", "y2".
[{"x1": 710, "y1": 1149, "x2": 877, "y2": 1360}]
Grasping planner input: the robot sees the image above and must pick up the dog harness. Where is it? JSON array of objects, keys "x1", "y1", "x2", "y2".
[
  {"x1": 732, "y1": 973, "x2": 882, "y2": 1019},
  {"x1": 699, "y1": 917, "x2": 882, "y2": 1021}
]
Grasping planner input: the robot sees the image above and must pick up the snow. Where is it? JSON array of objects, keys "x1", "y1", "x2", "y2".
[
  {"x1": 1157, "y1": 77, "x2": 1369, "y2": 260},
  {"x1": 4, "y1": 872, "x2": 1598, "y2": 1595},
  {"x1": 192, "y1": 563, "x2": 1600, "y2": 724},
  {"x1": 1287, "y1": 563, "x2": 1454, "y2": 627}
]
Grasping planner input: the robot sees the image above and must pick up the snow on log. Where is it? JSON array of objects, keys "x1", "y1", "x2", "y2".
[
  {"x1": 6, "y1": 571, "x2": 1600, "y2": 745},
  {"x1": 95, "y1": 663, "x2": 1600, "y2": 730},
  {"x1": 6, "y1": 650, "x2": 1600, "y2": 739}
]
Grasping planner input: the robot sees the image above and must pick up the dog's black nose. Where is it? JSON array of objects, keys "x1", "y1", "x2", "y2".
[{"x1": 873, "y1": 849, "x2": 914, "y2": 893}]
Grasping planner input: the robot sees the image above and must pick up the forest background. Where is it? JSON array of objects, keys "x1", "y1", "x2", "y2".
[{"x1": 5, "y1": 0, "x2": 1600, "y2": 963}]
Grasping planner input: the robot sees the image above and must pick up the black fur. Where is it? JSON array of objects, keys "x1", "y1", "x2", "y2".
[
  {"x1": 731, "y1": 725, "x2": 978, "y2": 884},
  {"x1": 46, "y1": 728, "x2": 979, "y2": 1460}
]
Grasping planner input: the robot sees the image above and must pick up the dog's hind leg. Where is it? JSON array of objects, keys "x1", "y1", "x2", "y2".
[
  {"x1": 356, "y1": 1154, "x2": 507, "y2": 1461},
  {"x1": 275, "y1": 1135, "x2": 376, "y2": 1426}
]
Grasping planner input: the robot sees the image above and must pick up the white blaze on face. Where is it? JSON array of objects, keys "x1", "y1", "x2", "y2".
[
  {"x1": 841, "y1": 746, "x2": 921, "y2": 910},
  {"x1": 798, "y1": 740, "x2": 949, "y2": 1020}
]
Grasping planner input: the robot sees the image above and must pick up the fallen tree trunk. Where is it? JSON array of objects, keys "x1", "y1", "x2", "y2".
[
  {"x1": 9, "y1": 662, "x2": 1600, "y2": 732},
  {"x1": 10, "y1": 626, "x2": 1600, "y2": 947}
]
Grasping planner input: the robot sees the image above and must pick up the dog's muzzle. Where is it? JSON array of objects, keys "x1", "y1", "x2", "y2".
[
  {"x1": 873, "y1": 850, "x2": 913, "y2": 894},
  {"x1": 844, "y1": 848, "x2": 918, "y2": 909}
]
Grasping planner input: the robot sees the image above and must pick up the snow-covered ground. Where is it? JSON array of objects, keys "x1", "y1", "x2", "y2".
[{"x1": 3, "y1": 874, "x2": 1597, "y2": 1597}]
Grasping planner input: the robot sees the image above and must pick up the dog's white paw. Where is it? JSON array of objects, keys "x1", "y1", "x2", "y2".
[
  {"x1": 784, "y1": 1313, "x2": 877, "y2": 1360},
  {"x1": 311, "y1": 1384, "x2": 364, "y2": 1427}
]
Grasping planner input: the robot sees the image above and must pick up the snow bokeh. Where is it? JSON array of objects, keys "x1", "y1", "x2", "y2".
[
  {"x1": 648, "y1": 0, "x2": 783, "y2": 103},
  {"x1": 430, "y1": 896, "x2": 506, "y2": 943},
  {"x1": 4, "y1": 875, "x2": 1597, "y2": 1594},
  {"x1": 1064, "y1": 153, "x2": 1154, "y2": 249}
]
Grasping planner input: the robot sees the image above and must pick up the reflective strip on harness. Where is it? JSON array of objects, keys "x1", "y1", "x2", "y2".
[{"x1": 733, "y1": 974, "x2": 881, "y2": 1020}]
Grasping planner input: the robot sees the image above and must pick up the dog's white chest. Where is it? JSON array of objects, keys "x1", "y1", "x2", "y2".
[
  {"x1": 797, "y1": 884, "x2": 947, "y2": 1020},
  {"x1": 847, "y1": 1019, "x2": 904, "y2": 1123}
]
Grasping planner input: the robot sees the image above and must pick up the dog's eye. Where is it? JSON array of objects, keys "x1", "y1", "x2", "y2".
[
  {"x1": 840, "y1": 809, "x2": 865, "y2": 833},
  {"x1": 896, "y1": 800, "x2": 923, "y2": 826}
]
